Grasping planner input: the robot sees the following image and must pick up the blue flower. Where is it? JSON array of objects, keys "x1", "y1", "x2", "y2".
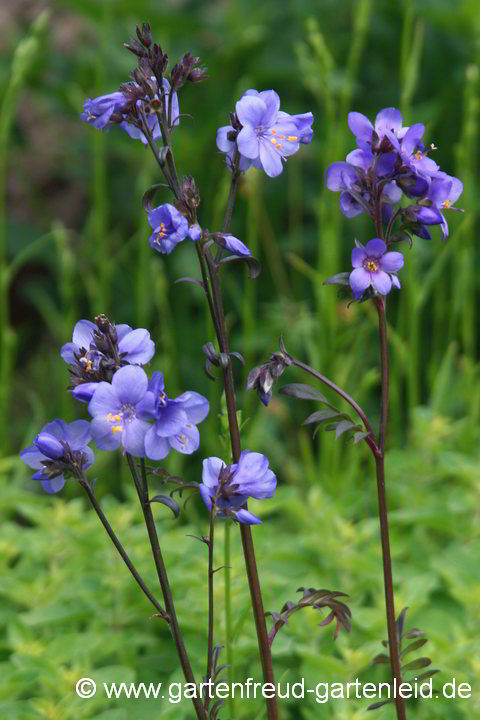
[
  {"x1": 199, "y1": 451, "x2": 276, "y2": 524},
  {"x1": 349, "y1": 239, "x2": 404, "y2": 300},
  {"x1": 81, "y1": 79, "x2": 179, "y2": 145},
  {"x1": 61, "y1": 318, "x2": 155, "y2": 402},
  {"x1": 88, "y1": 366, "x2": 153, "y2": 457},
  {"x1": 20, "y1": 420, "x2": 94, "y2": 493},
  {"x1": 217, "y1": 89, "x2": 313, "y2": 177},
  {"x1": 142, "y1": 372, "x2": 209, "y2": 460},
  {"x1": 348, "y1": 107, "x2": 409, "y2": 149},
  {"x1": 81, "y1": 91, "x2": 130, "y2": 130},
  {"x1": 147, "y1": 203, "x2": 189, "y2": 254},
  {"x1": 214, "y1": 234, "x2": 251, "y2": 256},
  {"x1": 427, "y1": 172, "x2": 463, "y2": 239}
]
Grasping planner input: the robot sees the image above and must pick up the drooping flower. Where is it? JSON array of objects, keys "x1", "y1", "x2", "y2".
[
  {"x1": 81, "y1": 78, "x2": 179, "y2": 145},
  {"x1": 199, "y1": 451, "x2": 276, "y2": 524},
  {"x1": 147, "y1": 203, "x2": 189, "y2": 254},
  {"x1": 20, "y1": 420, "x2": 94, "y2": 494},
  {"x1": 213, "y1": 234, "x2": 251, "y2": 257},
  {"x1": 349, "y1": 238, "x2": 404, "y2": 299},
  {"x1": 427, "y1": 172, "x2": 464, "y2": 239},
  {"x1": 61, "y1": 317, "x2": 155, "y2": 402},
  {"x1": 217, "y1": 89, "x2": 313, "y2": 177},
  {"x1": 142, "y1": 372, "x2": 209, "y2": 460},
  {"x1": 247, "y1": 348, "x2": 292, "y2": 406},
  {"x1": 88, "y1": 366, "x2": 152, "y2": 457}
]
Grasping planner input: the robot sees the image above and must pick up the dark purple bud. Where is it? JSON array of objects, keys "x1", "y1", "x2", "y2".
[
  {"x1": 35, "y1": 433, "x2": 65, "y2": 460},
  {"x1": 72, "y1": 382, "x2": 98, "y2": 403},
  {"x1": 95, "y1": 315, "x2": 117, "y2": 344},
  {"x1": 405, "y1": 205, "x2": 443, "y2": 225},
  {"x1": 187, "y1": 67, "x2": 208, "y2": 83},
  {"x1": 396, "y1": 172, "x2": 429, "y2": 197},
  {"x1": 136, "y1": 23, "x2": 152, "y2": 48},
  {"x1": 124, "y1": 38, "x2": 148, "y2": 58}
]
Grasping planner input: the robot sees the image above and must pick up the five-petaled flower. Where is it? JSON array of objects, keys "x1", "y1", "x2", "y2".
[
  {"x1": 61, "y1": 318, "x2": 155, "y2": 402},
  {"x1": 142, "y1": 371, "x2": 209, "y2": 460},
  {"x1": 217, "y1": 89, "x2": 313, "y2": 177},
  {"x1": 21, "y1": 420, "x2": 94, "y2": 494},
  {"x1": 147, "y1": 203, "x2": 190, "y2": 254},
  {"x1": 349, "y1": 239, "x2": 404, "y2": 300},
  {"x1": 88, "y1": 366, "x2": 153, "y2": 457},
  {"x1": 199, "y1": 451, "x2": 277, "y2": 524}
]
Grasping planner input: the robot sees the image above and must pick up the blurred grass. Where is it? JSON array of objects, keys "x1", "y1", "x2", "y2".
[{"x1": 1, "y1": 0, "x2": 479, "y2": 718}]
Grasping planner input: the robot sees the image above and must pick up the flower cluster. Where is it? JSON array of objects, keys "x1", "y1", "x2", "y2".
[
  {"x1": 199, "y1": 451, "x2": 277, "y2": 524},
  {"x1": 21, "y1": 420, "x2": 94, "y2": 493},
  {"x1": 217, "y1": 89, "x2": 314, "y2": 177},
  {"x1": 326, "y1": 107, "x2": 463, "y2": 240},
  {"x1": 146, "y1": 203, "x2": 251, "y2": 257},
  {"x1": 61, "y1": 315, "x2": 155, "y2": 402},
  {"x1": 81, "y1": 77, "x2": 180, "y2": 145}
]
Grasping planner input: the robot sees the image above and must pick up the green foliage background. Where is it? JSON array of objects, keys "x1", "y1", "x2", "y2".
[{"x1": 1, "y1": 0, "x2": 479, "y2": 718}]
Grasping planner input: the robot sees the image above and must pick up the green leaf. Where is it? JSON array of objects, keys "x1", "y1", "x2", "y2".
[
  {"x1": 279, "y1": 383, "x2": 333, "y2": 405},
  {"x1": 401, "y1": 656, "x2": 431, "y2": 672}
]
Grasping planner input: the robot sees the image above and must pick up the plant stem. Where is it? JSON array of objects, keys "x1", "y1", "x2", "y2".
[
  {"x1": 79, "y1": 478, "x2": 167, "y2": 617},
  {"x1": 374, "y1": 297, "x2": 406, "y2": 720},
  {"x1": 205, "y1": 510, "x2": 215, "y2": 712},
  {"x1": 289, "y1": 355, "x2": 378, "y2": 454},
  {"x1": 224, "y1": 522, "x2": 234, "y2": 718},
  {"x1": 127, "y1": 456, "x2": 207, "y2": 720},
  {"x1": 202, "y1": 246, "x2": 278, "y2": 720}
]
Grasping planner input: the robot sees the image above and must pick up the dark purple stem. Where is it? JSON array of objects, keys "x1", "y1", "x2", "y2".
[
  {"x1": 127, "y1": 456, "x2": 207, "y2": 720},
  {"x1": 289, "y1": 355, "x2": 378, "y2": 455},
  {"x1": 374, "y1": 296, "x2": 406, "y2": 720}
]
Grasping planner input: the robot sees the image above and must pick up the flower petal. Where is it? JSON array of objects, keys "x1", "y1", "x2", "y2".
[
  {"x1": 123, "y1": 419, "x2": 149, "y2": 457},
  {"x1": 168, "y1": 424, "x2": 200, "y2": 454},
  {"x1": 237, "y1": 125, "x2": 260, "y2": 159},
  {"x1": 259, "y1": 141, "x2": 283, "y2": 177},
  {"x1": 155, "y1": 405, "x2": 188, "y2": 437},
  {"x1": 71, "y1": 320, "x2": 96, "y2": 350},
  {"x1": 64, "y1": 420, "x2": 92, "y2": 451},
  {"x1": 371, "y1": 270, "x2": 392, "y2": 295},
  {"x1": 202, "y1": 457, "x2": 224, "y2": 489},
  {"x1": 111, "y1": 366, "x2": 148, "y2": 405},
  {"x1": 88, "y1": 381, "x2": 122, "y2": 418},
  {"x1": 365, "y1": 238, "x2": 387, "y2": 257},
  {"x1": 375, "y1": 107, "x2": 403, "y2": 135},
  {"x1": 351, "y1": 247, "x2": 367, "y2": 268},
  {"x1": 349, "y1": 268, "x2": 371, "y2": 297},
  {"x1": 236, "y1": 94, "x2": 267, "y2": 128},
  {"x1": 118, "y1": 328, "x2": 155, "y2": 364},
  {"x1": 144, "y1": 427, "x2": 170, "y2": 460},
  {"x1": 380, "y1": 251, "x2": 404, "y2": 273},
  {"x1": 216, "y1": 125, "x2": 234, "y2": 152},
  {"x1": 348, "y1": 112, "x2": 374, "y2": 142},
  {"x1": 234, "y1": 509, "x2": 262, "y2": 525},
  {"x1": 174, "y1": 391, "x2": 209, "y2": 424}
]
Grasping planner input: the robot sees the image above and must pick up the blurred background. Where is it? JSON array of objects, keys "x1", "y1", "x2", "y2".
[{"x1": 1, "y1": 0, "x2": 479, "y2": 718}]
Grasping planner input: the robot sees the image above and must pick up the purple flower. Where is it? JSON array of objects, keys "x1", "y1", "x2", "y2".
[
  {"x1": 20, "y1": 420, "x2": 94, "y2": 494},
  {"x1": 217, "y1": 89, "x2": 313, "y2": 178},
  {"x1": 349, "y1": 238, "x2": 404, "y2": 299},
  {"x1": 61, "y1": 318, "x2": 155, "y2": 402},
  {"x1": 88, "y1": 366, "x2": 153, "y2": 457},
  {"x1": 348, "y1": 107, "x2": 409, "y2": 149},
  {"x1": 427, "y1": 172, "x2": 463, "y2": 238},
  {"x1": 81, "y1": 92, "x2": 130, "y2": 130},
  {"x1": 147, "y1": 203, "x2": 189, "y2": 254},
  {"x1": 142, "y1": 372, "x2": 209, "y2": 460},
  {"x1": 81, "y1": 79, "x2": 179, "y2": 145},
  {"x1": 199, "y1": 451, "x2": 277, "y2": 524},
  {"x1": 214, "y1": 234, "x2": 251, "y2": 256},
  {"x1": 398, "y1": 124, "x2": 439, "y2": 179}
]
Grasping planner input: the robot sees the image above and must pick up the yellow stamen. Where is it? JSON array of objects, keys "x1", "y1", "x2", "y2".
[
  {"x1": 366, "y1": 260, "x2": 378, "y2": 272},
  {"x1": 270, "y1": 138, "x2": 277, "y2": 144},
  {"x1": 287, "y1": 135, "x2": 297, "y2": 141},
  {"x1": 111, "y1": 425, "x2": 124, "y2": 434},
  {"x1": 279, "y1": 135, "x2": 285, "y2": 139},
  {"x1": 443, "y1": 199, "x2": 453, "y2": 208},
  {"x1": 158, "y1": 232, "x2": 165, "y2": 238},
  {"x1": 106, "y1": 413, "x2": 122, "y2": 422},
  {"x1": 271, "y1": 129, "x2": 277, "y2": 134},
  {"x1": 414, "y1": 151, "x2": 423, "y2": 160}
]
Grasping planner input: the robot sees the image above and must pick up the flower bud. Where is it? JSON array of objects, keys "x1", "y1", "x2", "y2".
[{"x1": 35, "y1": 433, "x2": 64, "y2": 460}]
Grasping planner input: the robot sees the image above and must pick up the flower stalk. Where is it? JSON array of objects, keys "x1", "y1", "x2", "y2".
[{"x1": 127, "y1": 455, "x2": 207, "y2": 720}]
